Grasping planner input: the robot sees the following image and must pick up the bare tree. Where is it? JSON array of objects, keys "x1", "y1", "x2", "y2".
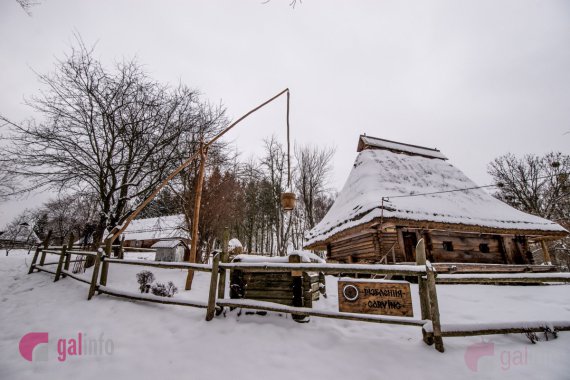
[
  {"x1": 1, "y1": 211, "x2": 40, "y2": 255},
  {"x1": 294, "y1": 144, "x2": 335, "y2": 229},
  {"x1": 15, "y1": 0, "x2": 40, "y2": 16},
  {"x1": 1, "y1": 39, "x2": 222, "y2": 245},
  {"x1": 488, "y1": 152, "x2": 570, "y2": 267}
]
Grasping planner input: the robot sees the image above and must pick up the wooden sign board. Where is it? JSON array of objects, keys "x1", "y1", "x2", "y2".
[{"x1": 338, "y1": 279, "x2": 413, "y2": 317}]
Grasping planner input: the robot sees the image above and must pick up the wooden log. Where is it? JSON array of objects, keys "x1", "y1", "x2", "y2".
[
  {"x1": 206, "y1": 253, "x2": 221, "y2": 321},
  {"x1": 54, "y1": 244, "x2": 67, "y2": 282},
  {"x1": 416, "y1": 239, "x2": 432, "y2": 345},
  {"x1": 87, "y1": 249, "x2": 103, "y2": 300},
  {"x1": 38, "y1": 230, "x2": 52, "y2": 267},
  {"x1": 426, "y1": 263, "x2": 444, "y2": 353}
]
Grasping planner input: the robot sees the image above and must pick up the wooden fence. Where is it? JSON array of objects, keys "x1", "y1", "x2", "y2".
[{"x1": 27, "y1": 237, "x2": 570, "y2": 354}]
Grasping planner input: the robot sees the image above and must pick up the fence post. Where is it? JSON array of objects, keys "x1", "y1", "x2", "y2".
[
  {"x1": 28, "y1": 246, "x2": 42, "y2": 274},
  {"x1": 38, "y1": 230, "x2": 52, "y2": 267},
  {"x1": 87, "y1": 249, "x2": 103, "y2": 300},
  {"x1": 290, "y1": 254, "x2": 308, "y2": 322},
  {"x1": 416, "y1": 239, "x2": 432, "y2": 345},
  {"x1": 63, "y1": 232, "x2": 74, "y2": 277},
  {"x1": 206, "y1": 252, "x2": 221, "y2": 321},
  {"x1": 118, "y1": 235, "x2": 125, "y2": 260},
  {"x1": 217, "y1": 227, "x2": 230, "y2": 300},
  {"x1": 54, "y1": 244, "x2": 67, "y2": 282},
  {"x1": 99, "y1": 238, "x2": 112, "y2": 287},
  {"x1": 426, "y1": 261, "x2": 444, "y2": 353}
]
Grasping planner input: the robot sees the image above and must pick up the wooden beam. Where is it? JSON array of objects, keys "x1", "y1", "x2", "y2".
[
  {"x1": 540, "y1": 240, "x2": 552, "y2": 264},
  {"x1": 185, "y1": 145, "x2": 208, "y2": 291}
]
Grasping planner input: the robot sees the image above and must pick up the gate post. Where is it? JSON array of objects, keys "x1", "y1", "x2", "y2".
[
  {"x1": 206, "y1": 252, "x2": 221, "y2": 321},
  {"x1": 88, "y1": 249, "x2": 103, "y2": 300},
  {"x1": 426, "y1": 261, "x2": 444, "y2": 353},
  {"x1": 416, "y1": 239, "x2": 432, "y2": 345}
]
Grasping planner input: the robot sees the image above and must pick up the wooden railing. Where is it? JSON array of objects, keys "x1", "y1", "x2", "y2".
[{"x1": 27, "y1": 238, "x2": 570, "y2": 355}]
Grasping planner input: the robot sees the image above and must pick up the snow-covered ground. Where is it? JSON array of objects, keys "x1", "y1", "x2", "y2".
[{"x1": 1, "y1": 250, "x2": 569, "y2": 380}]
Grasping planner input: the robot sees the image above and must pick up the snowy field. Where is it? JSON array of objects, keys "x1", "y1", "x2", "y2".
[{"x1": 1, "y1": 250, "x2": 570, "y2": 380}]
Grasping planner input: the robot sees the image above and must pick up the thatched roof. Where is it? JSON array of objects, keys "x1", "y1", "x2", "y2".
[{"x1": 305, "y1": 136, "x2": 567, "y2": 248}]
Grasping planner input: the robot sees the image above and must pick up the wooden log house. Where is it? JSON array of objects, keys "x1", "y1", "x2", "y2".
[{"x1": 304, "y1": 135, "x2": 568, "y2": 265}]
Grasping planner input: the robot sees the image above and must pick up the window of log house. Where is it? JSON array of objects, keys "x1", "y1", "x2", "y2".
[
  {"x1": 479, "y1": 243, "x2": 490, "y2": 253},
  {"x1": 442, "y1": 241, "x2": 454, "y2": 251}
]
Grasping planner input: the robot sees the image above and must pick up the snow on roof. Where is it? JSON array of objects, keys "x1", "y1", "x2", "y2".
[
  {"x1": 358, "y1": 135, "x2": 448, "y2": 160},
  {"x1": 228, "y1": 238, "x2": 243, "y2": 249},
  {"x1": 151, "y1": 239, "x2": 185, "y2": 249},
  {"x1": 305, "y1": 149, "x2": 567, "y2": 247},
  {"x1": 122, "y1": 214, "x2": 188, "y2": 241}
]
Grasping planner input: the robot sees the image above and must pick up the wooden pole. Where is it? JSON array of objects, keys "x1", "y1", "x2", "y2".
[
  {"x1": 205, "y1": 253, "x2": 221, "y2": 321},
  {"x1": 87, "y1": 249, "x2": 103, "y2": 300},
  {"x1": 416, "y1": 238, "x2": 432, "y2": 345},
  {"x1": 426, "y1": 262, "x2": 444, "y2": 353},
  {"x1": 540, "y1": 240, "x2": 552, "y2": 264},
  {"x1": 185, "y1": 144, "x2": 208, "y2": 291},
  {"x1": 218, "y1": 227, "x2": 230, "y2": 300}
]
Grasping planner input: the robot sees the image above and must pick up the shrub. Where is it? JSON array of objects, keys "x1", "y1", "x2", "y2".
[
  {"x1": 136, "y1": 271, "x2": 155, "y2": 293},
  {"x1": 151, "y1": 281, "x2": 178, "y2": 297}
]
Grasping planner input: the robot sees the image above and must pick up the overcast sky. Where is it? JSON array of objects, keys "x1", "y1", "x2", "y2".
[{"x1": 1, "y1": 0, "x2": 569, "y2": 227}]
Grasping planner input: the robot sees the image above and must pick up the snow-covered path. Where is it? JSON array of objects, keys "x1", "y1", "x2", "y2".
[{"x1": 1, "y1": 250, "x2": 569, "y2": 380}]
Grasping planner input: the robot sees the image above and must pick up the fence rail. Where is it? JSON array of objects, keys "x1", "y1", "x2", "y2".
[{"x1": 27, "y1": 235, "x2": 570, "y2": 355}]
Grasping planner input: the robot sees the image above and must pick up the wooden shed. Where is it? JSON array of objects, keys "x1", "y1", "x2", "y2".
[
  {"x1": 304, "y1": 135, "x2": 568, "y2": 265},
  {"x1": 152, "y1": 239, "x2": 188, "y2": 262}
]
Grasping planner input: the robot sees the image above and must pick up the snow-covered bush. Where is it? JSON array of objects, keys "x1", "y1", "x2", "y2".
[
  {"x1": 151, "y1": 281, "x2": 178, "y2": 297},
  {"x1": 136, "y1": 271, "x2": 155, "y2": 293}
]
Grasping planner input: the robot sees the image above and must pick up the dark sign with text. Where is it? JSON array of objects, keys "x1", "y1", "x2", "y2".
[{"x1": 338, "y1": 279, "x2": 413, "y2": 317}]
